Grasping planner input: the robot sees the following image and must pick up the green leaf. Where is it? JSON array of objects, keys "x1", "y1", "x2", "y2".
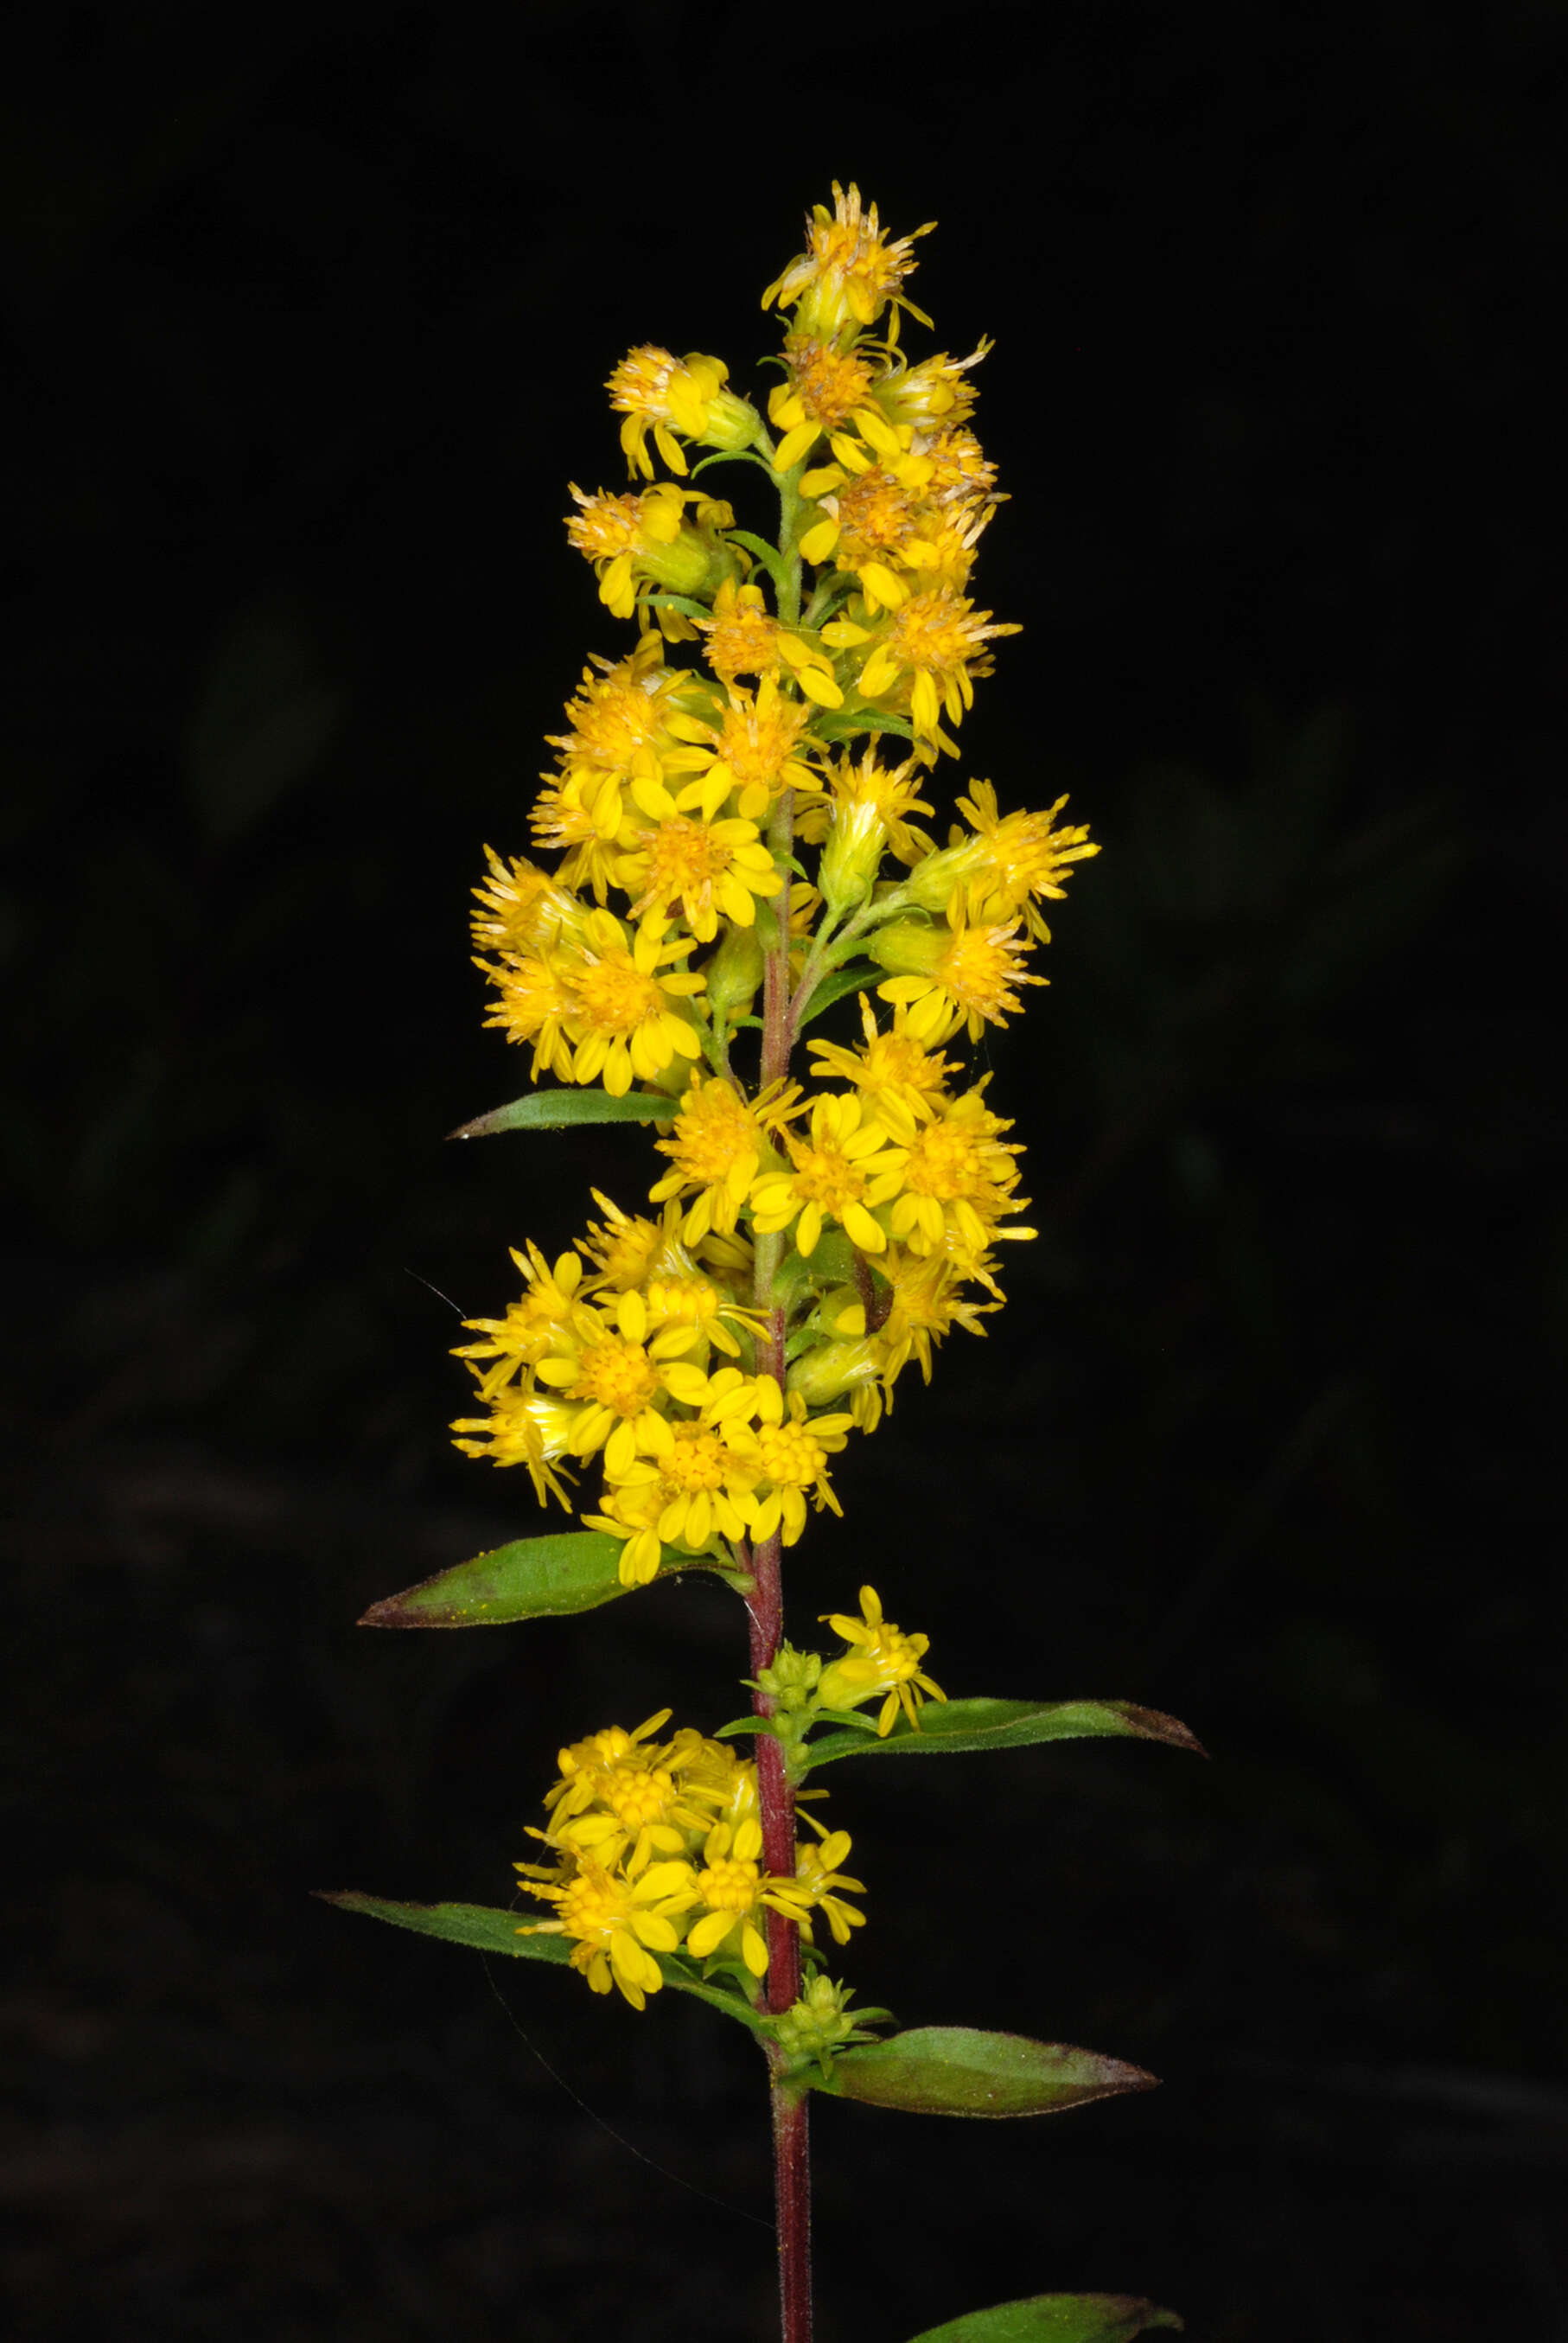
[
  {"x1": 641, "y1": 592, "x2": 718, "y2": 622},
  {"x1": 903, "y1": 2293, "x2": 1182, "y2": 2342},
  {"x1": 800, "y1": 1696, "x2": 1205, "y2": 1770},
  {"x1": 690, "y1": 447, "x2": 775, "y2": 478},
  {"x1": 812, "y1": 706, "x2": 915, "y2": 745},
  {"x1": 448, "y1": 1089, "x2": 680, "y2": 1139},
  {"x1": 794, "y1": 962, "x2": 883, "y2": 1028},
  {"x1": 724, "y1": 529, "x2": 791, "y2": 597},
  {"x1": 817, "y1": 2027, "x2": 1157, "y2": 2117},
  {"x1": 358, "y1": 1529, "x2": 723, "y2": 1627},
  {"x1": 317, "y1": 1894, "x2": 768, "y2": 2032}
]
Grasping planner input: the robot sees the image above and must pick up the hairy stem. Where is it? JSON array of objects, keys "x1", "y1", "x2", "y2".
[
  {"x1": 749, "y1": 661, "x2": 810, "y2": 2340},
  {"x1": 770, "y1": 2081, "x2": 813, "y2": 2343}
]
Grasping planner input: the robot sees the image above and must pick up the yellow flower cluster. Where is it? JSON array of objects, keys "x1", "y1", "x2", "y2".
[
  {"x1": 454, "y1": 183, "x2": 1100, "y2": 1556},
  {"x1": 515, "y1": 1709, "x2": 864, "y2": 2008}
]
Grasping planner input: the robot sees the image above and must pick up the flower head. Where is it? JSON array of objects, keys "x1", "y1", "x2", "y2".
[
  {"x1": 558, "y1": 910, "x2": 706, "y2": 1095},
  {"x1": 806, "y1": 996, "x2": 956, "y2": 1130},
  {"x1": 837, "y1": 584, "x2": 1021, "y2": 746},
  {"x1": 534, "y1": 1286, "x2": 711, "y2": 1476},
  {"x1": 607, "y1": 346, "x2": 759, "y2": 478},
  {"x1": 517, "y1": 1855, "x2": 697, "y2": 2009},
  {"x1": 615, "y1": 797, "x2": 779, "y2": 943},
  {"x1": 762, "y1": 182, "x2": 934, "y2": 337},
  {"x1": 663, "y1": 676, "x2": 830, "y2": 823},
  {"x1": 818, "y1": 1584, "x2": 947, "y2": 1736},
  {"x1": 649, "y1": 1072, "x2": 801, "y2": 1242},
  {"x1": 749, "y1": 1092, "x2": 908, "y2": 1259},
  {"x1": 871, "y1": 899, "x2": 1046, "y2": 1044}
]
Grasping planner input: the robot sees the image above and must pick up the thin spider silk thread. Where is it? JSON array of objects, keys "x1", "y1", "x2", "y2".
[{"x1": 478, "y1": 1954, "x2": 774, "y2": 2231}]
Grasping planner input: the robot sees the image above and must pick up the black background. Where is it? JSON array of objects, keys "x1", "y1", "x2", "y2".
[{"x1": 5, "y1": 3, "x2": 1565, "y2": 2338}]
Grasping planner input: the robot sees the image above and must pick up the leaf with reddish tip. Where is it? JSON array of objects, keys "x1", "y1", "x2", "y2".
[
  {"x1": 800, "y1": 1696, "x2": 1205, "y2": 1770},
  {"x1": 816, "y1": 2027, "x2": 1158, "y2": 2117},
  {"x1": 358, "y1": 1529, "x2": 730, "y2": 1628},
  {"x1": 448, "y1": 1089, "x2": 679, "y2": 1140},
  {"x1": 316, "y1": 1894, "x2": 768, "y2": 2032},
  {"x1": 904, "y1": 2294, "x2": 1182, "y2": 2342}
]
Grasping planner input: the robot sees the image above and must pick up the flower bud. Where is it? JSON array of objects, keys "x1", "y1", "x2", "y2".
[
  {"x1": 819, "y1": 801, "x2": 889, "y2": 910},
  {"x1": 867, "y1": 918, "x2": 945, "y2": 977},
  {"x1": 773, "y1": 1975, "x2": 859, "y2": 2065},
  {"x1": 704, "y1": 920, "x2": 766, "y2": 1019},
  {"x1": 700, "y1": 386, "x2": 765, "y2": 454},
  {"x1": 754, "y1": 1644, "x2": 823, "y2": 1710},
  {"x1": 901, "y1": 835, "x2": 986, "y2": 913},
  {"x1": 787, "y1": 1336, "x2": 881, "y2": 1408}
]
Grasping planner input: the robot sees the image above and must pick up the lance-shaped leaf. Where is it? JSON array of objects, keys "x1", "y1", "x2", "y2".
[
  {"x1": 815, "y1": 2027, "x2": 1157, "y2": 2117},
  {"x1": 358, "y1": 1529, "x2": 731, "y2": 1628},
  {"x1": 448, "y1": 1089, "x2": 679, "y2": 1140},
  {"x1": 904, "y1": 2294, "x2": 1182, "y2": 2342},
  {"x1": 800, "y1": 1696, "x2": 1204, "y2": 1770},
  {"x1": 794, "y1": 962, "x2": 883, "y2": 1029},
  {"x1": 318, "y1": 1893, "x2": 769, "y2": 2032}
]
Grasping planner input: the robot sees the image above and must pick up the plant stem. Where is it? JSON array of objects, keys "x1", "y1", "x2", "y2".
[
  {"x1": 770, "y1": 2080, "x2": 813, "y2": 2343},
  {"x1": 748, "y1": 667, "x2": 811, "y2": 2340}
]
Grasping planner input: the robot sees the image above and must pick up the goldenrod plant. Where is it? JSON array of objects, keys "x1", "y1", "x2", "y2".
[{"x1": 324, "y1": 184, "x2": 1198, "y2": 2343}]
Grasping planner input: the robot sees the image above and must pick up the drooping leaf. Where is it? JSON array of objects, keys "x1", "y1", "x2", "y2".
[
  {"x1": 800, "y1": 1696, "x2": 1205, "y2": 1769},
  {"x1": 358, "y1": 1530, "x2": 715, "y2": 1627},
  {"x1": 794, "y1": 962, "x2": 883, "y2": 1029},
  {"x1": 815, "y1": 2027, "x2": 1157, "y2": 2117},
  {"x1": 317, "y1": 1894, "x2": 768, "y2": 2032},
  {"x1": 724, "y1": 530, "x2": 792, "y2": 597},
  {"x1": 448, "y1": 1089, "x2": 679, "y2": 1140},
  {"x1": 903, "y1": 2293, "x2": 1182, "y2": 2342}
]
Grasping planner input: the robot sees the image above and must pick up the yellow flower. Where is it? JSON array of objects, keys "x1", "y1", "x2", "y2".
[
  {"x1": 796, "y1": 746, "x2": 934, "y2": 905},
  {"x1": 684, "y1": 1815, "x2": 814, "y2": 1978},
  {"x1": 449, "y1": 1382, "x2": 577, "y2": 1509},
  {"x1": 663, "y1": 675, "x2": 832, "y2": 822},
  {"x1": 916, "y1": 421, "x2": 999, "y2": 510},
  {"x1": 724, "y1": 1378, "x2": 855, "y2": 1546},
  {"x1": 871, "y1": 899, "x2": 1046, "y2": 1044},
  {"x1": 607, "y1": 346, "x2": 758, "y2": 479},
  {"x1": 818, "y1": 1584, "x2": 947, "y2": 1736},
  {"x1": 869, "y1": 1243, "x2": 999, "y2": 1392},
  {"x1": 558, "y1": 910, "x2": 706, "y2": 1095},
  {"x1": 749, "y1": 1092, "x2": 908, "y2": 1258},
  {"x1": 536, "y1": 1726, "x2": 720, "y2": 1878},
  {"x1": 576, "y1": 1191, "x2": 679, "y2": 1295},
  {"x1": 615, "y1": 796, "x2": 780, "y2": 942},
  {"x1": 528, "y1": 771, "x2": 625, "y2": 903},
  {"x1": 545, "y1": 640, "x2": 700, "y2": 840},
  {"x1": 884, "y1": 1084, "x2": 1028, "y2": 1255},
  {"x1": 766, "y1": 333, "x2": 880, "y2": 470},
  {"x1": 787, "y1": 1829, "x2": 866, "y2": 1944},
  {"x1": 450, "y1": 1243, "x2": 586, "y2": 1398},
  {"x1": 948, "y1": 782, "x2": 1100, "y2": 941},
  {"x1": 762, "y1": 182, "x2": 934, "y2": 338},
  {"x1": 476, "y1": 942, "x2": 578, "y2": 1081},
  {"x1": 587, "y1": 1414, "x2": 762, "y2": 1582},
  {"x1": 517, "y1": 1855, "x2": 697, "y2": 2010},
  {"x1": 565, "y1": 481, "x2": 731, "y2": 620},
  {"x1": 543, "y1": 1710, "x2": 678, "y2": 1823},
  {"x1": 534, "y1": 1288, "x2": 711, "y2": 1476},
  {"x1": 837, "y1": 584, "x2": 1021, "y2": 744},
  {"x1": 806, "y1": 995, "x2": 956, "y2": 1129},
  {"x1": 693, "y1": 577, "x2": 842, "y2": 704},
  {"x1": 648, "y1": 1071, "x2": 801, "y2": 1242},
  {"x1": 874, "y1": 341, "x2": 991, "y2": 431},
  {"x1": 469, "y1": 847, "x2": 588, "y2": 955}
]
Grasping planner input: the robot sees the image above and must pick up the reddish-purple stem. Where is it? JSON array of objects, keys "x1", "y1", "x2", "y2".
[{"x1": 747, "y1": 814, "x2": 812, "y2": 2343}]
